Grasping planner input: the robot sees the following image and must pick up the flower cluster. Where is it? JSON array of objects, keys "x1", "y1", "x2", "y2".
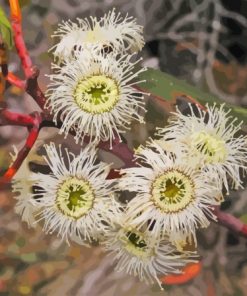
[
  {"x1": 12, "y1": 9, "x2": 247, "y2": 290},
  {"x1": 50, "y1": 9, "x2": 144, "y2": 62},
  {"x1": 46, "y1": 8, "x2": 146, "y2": 146},
  {"x1": 156, "y1": 104, "x2": 247, "y2": 193}
]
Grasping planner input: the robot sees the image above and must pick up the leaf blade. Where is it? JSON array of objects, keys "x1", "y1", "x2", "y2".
[
  {"x1": 139, "y1": 68, "x2": 247, "y2": 124},
  {"x1": 0, "y1": 7, "x2": 13, "y2": 49}
]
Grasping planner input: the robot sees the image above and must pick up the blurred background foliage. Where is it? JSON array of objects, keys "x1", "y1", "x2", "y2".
[{"x1": 0, "y1": 0, "x2": 247, "y2": 295}]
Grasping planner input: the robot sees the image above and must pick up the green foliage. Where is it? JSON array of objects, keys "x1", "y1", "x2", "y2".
[
  {"x1": 0, "y1": 6, "x2": 13, "y2": 49},
  {"x1": 140, "y1": 68, "x2": 247, "y2": 124}
]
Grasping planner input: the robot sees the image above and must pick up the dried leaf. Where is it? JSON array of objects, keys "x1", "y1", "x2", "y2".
[{"x1": 139, "y1": 68, "x2": 247, "y2": 124}]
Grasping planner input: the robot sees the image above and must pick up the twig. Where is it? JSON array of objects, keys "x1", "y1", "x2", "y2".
[
  {"x1": 7, "y1": 72, "x2": 26, "y2": 89},
  {"x1": 40, "y1": 115, "x2": 136, "y2": 168},
  {"x1": 213, "y1": 206, "x2": 247, "y2": 238},
  {"x1": 9, "y1": 0, "x2": 33, "y2": 78},
  {"x1": 98, "y1": 133, "x2": 136, "y2": 168},
  {"x1": 0, "y1": 43, "x2": 7, "y2": 102},
  {"x1": 8, "y1": 0, "x2": 46, "y2": 109},
  {"x1": 0, "y1": 1, "x2": 45, "y2": 188},
  {"x1": 0, "y1": 108, "x2": 35, "y2": 126},
  {"x1": 0, "y1": 107, "x2": 136, "y2": 185},
  {"x1": 26, "y1": 66, "x2": 46, "y2": 109},
  {"x1": 0, "y1": 111, "x2": 42, "y2": 186}
]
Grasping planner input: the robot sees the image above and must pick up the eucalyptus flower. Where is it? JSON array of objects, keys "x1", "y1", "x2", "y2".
[
  {"x1": 11, "y1": 147, "x2": 41, "y2": 228},
  {"x1": 104, "y1": 211, "x2": 198, "y2": 289},
  {"x1": 26, "y1": 143, "x2": 115, "y2": 243},
  {"x1": 46, "y1": 52, "x2": 146, "y2": 146},
  {"x1": 119, "y1": 142, "x2": 221, "y2": 246},
  {"x1": 50, "y1": 8, "x2": 144, "y2": 61},
  {"x1": 156, "y1": 104, "x2": 247, "y2": 193}
]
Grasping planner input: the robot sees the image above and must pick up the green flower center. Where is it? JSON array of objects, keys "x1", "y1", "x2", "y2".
[
  {"x1": 191, "y1": 131, "x2": 227, "y2": 163},
  {"x1": 74, "y1": 75, "x2": 119, "y2": 114},
  {"x1": 56, "y1": 177, "x2": 94, "y2": 219},
  {"x1": 151, "y1": 170, "x2": 194, "y2": 213},
  {"x1": 127, "y1": 231, "x2": 147, "y2": 249},
  {"x1": 122, "y1": 229, "x2": 150, "y2": 258}
]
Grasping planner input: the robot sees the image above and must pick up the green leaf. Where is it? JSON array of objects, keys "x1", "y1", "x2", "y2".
[
  {"x1": 139, "y1": 68, "x2": 247, "y2": 124},
  {"x1": 0, "y1": 7, "x2": 13, "y2": 49}
]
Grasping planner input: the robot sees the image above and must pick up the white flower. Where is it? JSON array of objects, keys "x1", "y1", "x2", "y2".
[
  {"x1": 103, "y1": 211, "x2": 197, "y2": 289},
  {"x1": 119, "y1": 142, "x2": 220, "y2": 246},
  {"x1": 27, "y1": 142, "x2": 115, "y2": 243},
  {"x1": 11, "y1": 147, "x2": 42, "y2": 228},
  {"x1": 156, "y1": 103, "x2": 247, "y2": 193},
  {"x1": 12, "y1": 173, "x2": 40, "y2": 228},
  {"x1": 46, "y1": 52, "x2": 146, "y2": 146},
  {"x1": 50, "y1": 9, "x2": 144, "y2": 62}
]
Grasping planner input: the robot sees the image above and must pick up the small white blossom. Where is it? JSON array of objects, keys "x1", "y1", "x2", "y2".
[
  {"x1": 103, "y1": 211, "x2": 198, "y2": 289},
  {"x1": 119, "y1": 141, "x2": 221, "y2": 246},
  {"x1": 23, "y1": 143, "x2": 115, "y2": 243},
  {"x1": 11, "y1": 147, "x2": 42, "y2": 228},
  {"x1": 46, "y1": 52, "x2": 146, "y2": 146},
  {"x1": 12, "y1": 177, "x2": 41, "y2": 228},
  {"x1": 50, "y1": 9, "x2": 144, "y2": 62},
  {"x1": 156, "y1": 103, "x2": 247, "y2": 193}
]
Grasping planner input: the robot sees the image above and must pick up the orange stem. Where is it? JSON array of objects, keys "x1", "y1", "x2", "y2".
[
  {"x1": 7, "y1": 72, "x2": 26, "y2": 89},
  {"x1": 9, "y1": 0, "x2": 21, "y2": 21}
]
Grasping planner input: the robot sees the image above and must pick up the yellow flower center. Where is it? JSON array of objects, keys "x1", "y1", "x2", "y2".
[
  {"x1": 121, "y1": 229, "x2": 151, "y2": 258},
  {"x1": 151, "y1": 170, "x2": 194, "y2": 213},
  {"x1": 74, "y1": 75, "x2": 119, "y2": 114},
  {"x1": 56, "y1": 177, "x2": 94, "y2": 219},
  {"x1": 191, "y1": 131, "x2": 227, "y2": 163}
]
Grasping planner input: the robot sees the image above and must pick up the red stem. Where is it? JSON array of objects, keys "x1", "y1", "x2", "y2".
[
  {"x1": 213, "y1": 206, "x2": 247, "y2": 238},
  {"x1": 0, "y1": 112, "x2": 41, "y2": 187},
  {"x1": 54, "y1": 120, "x2": 136, "y2": 168},
  {"x1": 9, "y1": 0, "x2": 33, "y2": 78},
  {"x1": 7, "y1": 72, "x2": 26, "y2": 89},
  {"x1": 0, "y1": 109, "x2": 34, "y2": 126},
  {"x1": 26, "y1": 67, "x2": 46, "y2": 109},
  {"x1": 8, "y1": 0, "x2": 46, "y2": 109},
  {"x1": 98, "y1": 132, "x2": 136, "y2": 168}
]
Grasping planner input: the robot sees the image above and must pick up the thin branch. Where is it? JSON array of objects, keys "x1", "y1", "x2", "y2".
[
  {"x1": 0, "y1": 43, "x2": 8, "y2": 77},
  {"x1": 26, "y1": 66, "x2": 46, "y2": 109},
  {"x1": 0, "y1": 108, "x2": 35, "y2": 126},
  {"x1": 40, "y1": 116, "x2": 136, "y2": 168},
  {"x1": 0, "y1": 43, "x2": 7, "y2": 102},
  {"x1": 213, "y1": 206, "x2": 247, "y2": 238},
  {"x1": 8, "y1": 0, "x2": 46, "y2": 109},
  {"x1": 98, "y1": 134, "x2": 136, "y2": 168},
  {"x1": 9, "y1": 0, "x2": 33, "y2": 78},
  {"x1": 0, "y1": 111, "x2": 42, "y2": 187},
  {"x1": 0, "y1": 2, "x2": 45, "y2": 189},
  {"x1": 7, "y1": 72, "x2": 26, "y2": 89}
]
